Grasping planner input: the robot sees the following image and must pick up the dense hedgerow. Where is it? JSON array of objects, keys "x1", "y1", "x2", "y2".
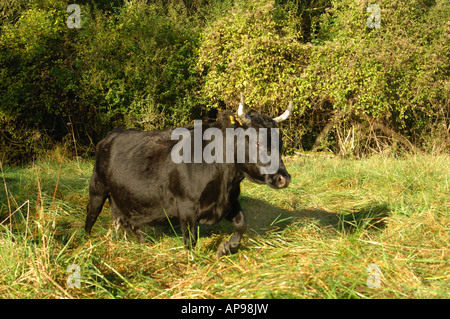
[{"x1": 0, "y1": 0, "x2": 448, "y2": 162}]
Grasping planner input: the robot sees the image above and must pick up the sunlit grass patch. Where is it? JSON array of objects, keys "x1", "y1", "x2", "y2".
[{"x1": 0, "y1": 154, "x2": 449, "y2": 298}]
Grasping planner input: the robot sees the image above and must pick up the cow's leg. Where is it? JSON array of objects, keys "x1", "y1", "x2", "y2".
[
  {"x1": 178, "y1": 202, "x2": 197, "y2": 249},
  {"x1": 85, "y1": 173, "x2": 108, "y2": 234},
  {"x1": 218, "y1": 208, "x2": 247, "y2": 258},
  {"x1": 110, "y1": 198, "x2": 146, "y2": 243},
  {"x1": 180, "y1": 216, "x2": 197, "y2": 249},
  {"x1": 116, "y1": 221, "x2": 146, "y2": 244},
  {"x1": 133, "y1": 226, "x2": 146, "y2": 244}
]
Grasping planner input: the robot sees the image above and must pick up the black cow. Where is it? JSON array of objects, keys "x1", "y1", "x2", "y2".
[{"x1": 85, "y1": 95, "x2": 292, "y2": 257}]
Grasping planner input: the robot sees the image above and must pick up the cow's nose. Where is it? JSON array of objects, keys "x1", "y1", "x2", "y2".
[{"x1": 275, "y1": 174, "x2": 290, "y2": 188}]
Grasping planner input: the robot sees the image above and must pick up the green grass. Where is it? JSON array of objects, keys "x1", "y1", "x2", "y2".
[{"x1": 0, "y1": 153, "x2": 449, "y2": 298}]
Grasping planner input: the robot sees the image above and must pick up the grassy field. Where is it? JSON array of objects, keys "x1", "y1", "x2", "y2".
[{"x1": 0, "y1": 153, "x2": 448, "y2": 298}]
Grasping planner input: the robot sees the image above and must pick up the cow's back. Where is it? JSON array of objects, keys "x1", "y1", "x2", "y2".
[{"x1": 95, "y1": 128, "x2": 172, "y2": 177}]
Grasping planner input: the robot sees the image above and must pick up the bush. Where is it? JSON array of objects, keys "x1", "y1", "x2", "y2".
[
  {"x1": 197, "y1": 0, "x2": 450, "y2": 154},
  {"x1": 197, "y1": 0, "x2": 311, "y2": 151},
  {"x1": 0, "y1": 0, "x2": 448, "y2": 162},
  {"x1": 0, "y1": 0, "x2": 79, "y2": 161},
  {"x1": 301, "y1": 0, "x2": 450, "y2": 154},
  {"x1": 0, "y1": 0, "x2": 204, "y2": 162},
  {"x1": 65, "y1": 0, "x2": 205, "y2": 133}
]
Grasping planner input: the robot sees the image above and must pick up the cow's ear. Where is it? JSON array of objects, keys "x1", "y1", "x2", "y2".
[{"x1": 219, "y1": 113, "x2": 241, "y2": 127}]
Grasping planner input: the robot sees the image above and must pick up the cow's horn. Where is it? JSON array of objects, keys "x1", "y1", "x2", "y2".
[
  {"x1": 273, "y1": 101, "x2": 293, "y2": 123},
  {"x1": 237, "y1": 93, "x2": 251, "y2": 124}
]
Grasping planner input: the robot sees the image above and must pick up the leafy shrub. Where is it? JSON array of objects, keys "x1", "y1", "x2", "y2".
[
  {"x1": 198, "y1": 0, "x2": 308, "y2": 109},
  {"x1": 197, "y1": 0, "x2": 311, "y2": 151},
  {"x1": 301, "y1": 0, "x2": 450, "y2": 153},
  {"x1": 0, "y1": 0, "x2": 204, "y2": 162},
  {"x1": 0, "y1": 0, "x2": 79, "y2": 161},
  {"x1": 75, "y1": 0, "x2": 204, "y2": 130},
  {"x1": 0, "y1": 0, "x2": 448, "y2": 162}
]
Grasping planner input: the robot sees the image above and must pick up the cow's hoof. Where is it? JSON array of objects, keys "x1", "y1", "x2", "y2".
[
  {"x1": 217, "y1": 242, "x2": 230, "y2": 259},
  {"x1": 217, "y1": 241, "x2": 240, "y2": 259}
]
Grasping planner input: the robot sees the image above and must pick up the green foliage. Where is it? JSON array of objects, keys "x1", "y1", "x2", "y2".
[
  {"x1": 197, "y1": 0, "x2": 315, "y2": 151},
  {"x1": 198, "y1": 0, "x2": 309, "y2": 114},
  {"x1": 76, "y1": 0, "x2": 202, "y2": 129},
  {"x1": 0, "y1": 0, "x2": 204, "y2": 162},
  {"x1": 0, "y1": 0, "x2": 78, "y2": 160},
  {"x1": 302, "y1": 0, "x2": 450, "y2": 148},
  {"x1": 0, "y1": 0, "x2": 449, "y2": 162},
  {"x1": 197, "y1": 0, "x2": 449, "y2": 153}
]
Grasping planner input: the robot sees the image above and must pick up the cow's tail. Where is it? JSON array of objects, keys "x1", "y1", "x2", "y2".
[{"x1": 85, "y1": 171, "x2": 108, "y2": 234}]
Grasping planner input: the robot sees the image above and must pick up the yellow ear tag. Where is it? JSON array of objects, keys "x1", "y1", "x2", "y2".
[{"x1": 229, "y1": 115, "x2": 236, "y2": 124}]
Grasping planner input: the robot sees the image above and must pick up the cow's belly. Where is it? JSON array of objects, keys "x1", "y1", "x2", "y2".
[{"x1": 108, "y1": 187, "x2": 178, "y2": 227}]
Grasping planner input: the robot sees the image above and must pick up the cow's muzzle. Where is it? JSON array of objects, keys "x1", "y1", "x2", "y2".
[{"x1": 271, "y1": 173, "x2": 291, "y2": 189}]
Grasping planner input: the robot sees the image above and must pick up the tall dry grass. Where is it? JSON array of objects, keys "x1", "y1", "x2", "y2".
[{"x1": 0, "y1": 153, "x2": 448, "y2": 298}]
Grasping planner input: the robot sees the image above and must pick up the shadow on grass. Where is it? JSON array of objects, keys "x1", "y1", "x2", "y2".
[
  {"x1": 137, "y1": 196, "x2": 390, "y2": 247},
  {"x1": 337, "y1": 202, "x2": 390, "y2": 233},
  {"x1": 240, "y1": 196, "x2": 390, "y2": 236}
]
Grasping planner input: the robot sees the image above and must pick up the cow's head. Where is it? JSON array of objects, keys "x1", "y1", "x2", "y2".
[{"x1": 223, "y1": 94, "x2": 292, "y2": 189}]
